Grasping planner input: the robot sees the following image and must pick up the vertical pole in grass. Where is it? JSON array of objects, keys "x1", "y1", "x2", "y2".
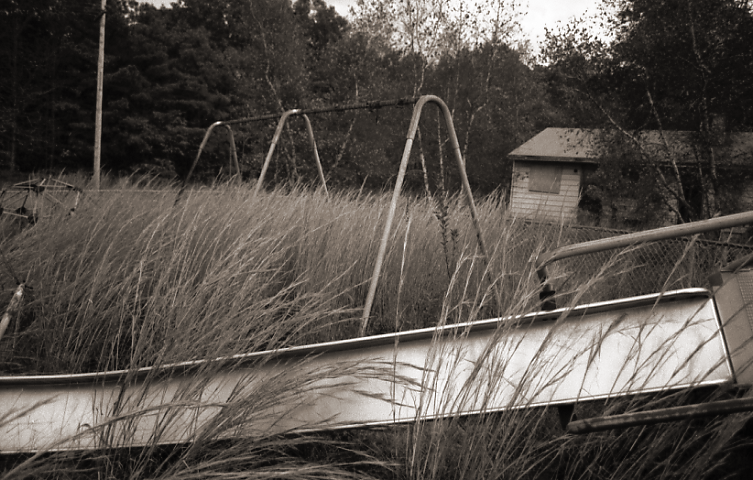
[
  {"x1": 225, "y1": 125, "x2": 240, "y2": 179},
  {"x1": 93, "y1": 0, "x2": 106, "y2": 191}
]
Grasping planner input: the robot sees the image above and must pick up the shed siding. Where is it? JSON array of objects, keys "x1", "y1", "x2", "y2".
[{"x1": 510, "y1": 162, "x2": 581, "y2": 222}]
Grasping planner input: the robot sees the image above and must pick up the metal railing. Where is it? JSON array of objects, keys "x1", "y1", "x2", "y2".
[{"x1": 535, "y1": 212, "x2": 753, "y2": 309}]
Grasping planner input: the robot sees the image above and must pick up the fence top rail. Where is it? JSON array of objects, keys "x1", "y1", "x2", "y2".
[
  {"x1": 525, "y1": 220, "x2": 753, "y2": 250},
  {"x1": 535, "y1": 210, "x2": 753, "y2": 281}
]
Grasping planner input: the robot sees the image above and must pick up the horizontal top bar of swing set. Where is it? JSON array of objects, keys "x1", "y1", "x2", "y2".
[
  {"x1": 535, "y1": 210, "x2": 753, "y2": 278},
  {"x1": 211, "y1": 97, "x2": 419, "y2": 127}
]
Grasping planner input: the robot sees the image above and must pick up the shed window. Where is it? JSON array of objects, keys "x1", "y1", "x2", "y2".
[{"x1": 528, "y1": 164, "x2": 562, "y2": 194}]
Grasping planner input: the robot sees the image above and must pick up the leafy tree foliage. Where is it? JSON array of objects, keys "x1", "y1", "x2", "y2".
[
  {"x1": 610, "y1": 0, "x2": 753, "y2": 132},
  {"x1": 0, "y1": 0, "x2": 131, "y2": 171},
  {"x1": 294, "y1": 0, "x2": 348, "y2": 53},
  {"x1": 544, "y1": 0, "x2": 753, "y2": 223},
  {"x1": 1, "y1": 0, "x2": 562, "y2": 196}
]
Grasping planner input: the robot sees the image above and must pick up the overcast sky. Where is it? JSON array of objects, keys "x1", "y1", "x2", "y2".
[{"x1": 142, "y1": 0, "x2": 601, "y2": 46}]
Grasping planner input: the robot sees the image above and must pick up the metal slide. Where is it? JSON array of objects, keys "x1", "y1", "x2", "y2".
[
  {"x1": 3, "y1": 97, "x2": 753, "y2": 453},
  {"x1": 0, "y1": 288, "x2": 737, "y2": 453}
]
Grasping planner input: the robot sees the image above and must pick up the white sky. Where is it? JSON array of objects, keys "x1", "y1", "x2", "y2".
[{"x1": 142, "y1": 0, "x2": 601, "y2": 47}]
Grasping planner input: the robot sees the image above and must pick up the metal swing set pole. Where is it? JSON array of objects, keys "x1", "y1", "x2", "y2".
[
  {"x1": 185, "y1": 95, "x2": 494, "y2": 337},
  {"x1": 182, "y1": 98, "x2": 419, "y2": 196},
  {"x1": 359, "y1": 95, "x2": 495, "y2": 336}
]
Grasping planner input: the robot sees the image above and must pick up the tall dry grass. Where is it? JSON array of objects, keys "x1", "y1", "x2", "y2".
[
  {"x1": 0, "y1": 175, "x2": 751, "y2": 479},
  {"x1": 0, "y1": 176, "x2": 555, "y2": 373}
]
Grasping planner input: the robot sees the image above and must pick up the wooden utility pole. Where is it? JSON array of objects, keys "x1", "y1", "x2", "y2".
[{"x1": 93, "y1": 0, "x2": 106, "y2": 190}]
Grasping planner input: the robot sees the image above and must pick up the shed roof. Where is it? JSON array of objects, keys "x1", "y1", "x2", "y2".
[
  {"x1": 508, "y1": 128, "x2": 601, "y2": 163},
  {"x1": 509, "y1": 127, "x2": 753, "y2": 167}
]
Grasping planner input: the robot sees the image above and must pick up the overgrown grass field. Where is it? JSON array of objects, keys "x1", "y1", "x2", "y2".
[{"x1": 0, "y1": 175, "x2": 751, "y2": 479}]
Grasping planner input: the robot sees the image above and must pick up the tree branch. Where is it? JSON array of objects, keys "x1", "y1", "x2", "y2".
[{"x1": 584, "y1": 88, "x2": 688, "y2": 221}]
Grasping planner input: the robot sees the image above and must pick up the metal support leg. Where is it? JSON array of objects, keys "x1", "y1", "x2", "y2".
[
  {"x1": 224, "y1": 125, "x2": 240, "y2": 178},
  {"x1": 253, "y1": 110, "x2": 301, "y2": 197},
  {"x1": 302, "y1": 114, "x2": 328, "y2": 197},
  {"x1": 360, "y1": 95, "x2": 494, "y2": 336}
]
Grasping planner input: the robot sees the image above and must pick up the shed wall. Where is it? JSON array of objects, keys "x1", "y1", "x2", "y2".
[{"x1": 511, "y1": 161, "x2": 581, "y2": 222}]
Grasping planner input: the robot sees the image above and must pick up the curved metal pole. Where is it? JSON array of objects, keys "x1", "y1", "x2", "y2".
[
  {"x1": 535, "y1": 210, "x2": 753, "y2": 292},
  {"x1": 360, "y1": 95, "x2": 493, "y2": 336},
  {"x1": 253, "y1": 111, "x2": 331, "y2": 197},
  {"x1": 183, "y1": 121, "x2": 224, "y2": 188},
  {"x1": 252, "y1": 110, "x2": 300, "y2": 197},
  {"x1": 186, "y1": 99, "x2": 417, "y2": 196},
  {"x1": 224, "y1": 125, "x2": 240, "y2": 177},
  {"x1": 302, "y1": 114, "x2": 328, "y2": 196}
]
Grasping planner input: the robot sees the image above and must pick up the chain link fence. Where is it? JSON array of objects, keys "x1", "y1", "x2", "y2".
[{"x1": 512, "y1": 221, "x2": 753, "y2": 305}]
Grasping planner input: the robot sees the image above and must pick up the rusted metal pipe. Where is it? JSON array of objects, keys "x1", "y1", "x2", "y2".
[
  {"x1": 222, "y1": 97, "x2": 417, "y2": 127},
  {"x1": 360, "y1": 95, "x2": 493, "y2": 336},
  {"x1": 567, "y1": 396, "x2": 753, "y2": 434}
]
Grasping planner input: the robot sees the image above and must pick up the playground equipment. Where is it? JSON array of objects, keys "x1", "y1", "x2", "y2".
[
  {"x1": 0, "y1": 178, "x2": 82, "y2": 224},
  {"x1": 2, "y1": 96, "x2": 753, "y2": 454},
  {"x1": 183, "y1": 97, "x2": 419, "y2": 197}
]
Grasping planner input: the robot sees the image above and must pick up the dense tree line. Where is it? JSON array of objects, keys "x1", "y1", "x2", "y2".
[
  {"x1": 2, "y1": 0, "x2": 752, "y2": 213},
  {"x1": 544, "y1": 0, "x2": 753, "y2": 223},
  {"x1": 0, "y1": 0, "x2": 555, "y2": 192}
]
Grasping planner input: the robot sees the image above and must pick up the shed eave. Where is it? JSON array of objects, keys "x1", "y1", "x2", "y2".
[{"x1": 510, "y1": 155, "x2": 599, "y2": 165}]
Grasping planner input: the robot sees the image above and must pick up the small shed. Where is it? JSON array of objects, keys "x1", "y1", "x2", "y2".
[{"x1": 508, "y1": 128, "x2": 599, "y2": 222}]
